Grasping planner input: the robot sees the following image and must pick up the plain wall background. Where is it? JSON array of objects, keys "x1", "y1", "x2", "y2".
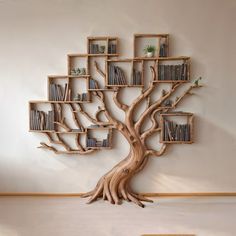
[{"x1": 0, "y1": 0, "x2": 235, "y2": 193}]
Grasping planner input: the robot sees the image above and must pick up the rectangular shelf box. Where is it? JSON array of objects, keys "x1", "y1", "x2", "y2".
[
  {"x1": 87, "y1": 36, "x2": 118, "y2": 56},
  {"x1": 106, "y1": 59, "x2": 144, "y2": 87},
  {"x1": 86, "y1": 126, "x2": 113, "y2": 149},
  {"x1": 154, "y1": 56, "x2": 190, "y2": 83},
  {"x1": 47, "y1": 75, "x2": 91, "y2": 103}
]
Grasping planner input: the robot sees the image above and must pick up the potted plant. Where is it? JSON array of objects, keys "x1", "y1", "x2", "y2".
[{"x1": 144, "y1": 45, "x2": 156, "y2": 57}]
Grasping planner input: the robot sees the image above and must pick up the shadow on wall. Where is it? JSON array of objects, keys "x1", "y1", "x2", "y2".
[{"x1": 132, "y1": 116, "x2": 236, "y2": 193}]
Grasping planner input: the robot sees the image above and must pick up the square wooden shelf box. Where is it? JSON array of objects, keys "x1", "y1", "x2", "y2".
[
  {"x1": 87, "y1": 36, "x2": 118, "y2": 56},
  {"x1": 134, "y1": 34, "x2": 169, "y2": 58},
  {"x1": 86, "y1": 126, "x2": 113, "y2": 149},
  {"x1": 106, "y1": 59, "x2": 144, "y2": 87},
  {"x1": 160, "y1": 112, "x2": 194, "y2": 144},
  {"x1": 67, "y1": 54, "x2": 89, "y2": 76}
]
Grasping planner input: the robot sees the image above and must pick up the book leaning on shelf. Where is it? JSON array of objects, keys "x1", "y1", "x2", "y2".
[
  {"x1": 49, "y1": 83, "x2": 70, "y2": 101},
  {"x1": 163, "y1": 120, "x2": 190, "y2": 142},
  {"x1": 108, "y1": 65, "x2": 127, "y2": 85}
]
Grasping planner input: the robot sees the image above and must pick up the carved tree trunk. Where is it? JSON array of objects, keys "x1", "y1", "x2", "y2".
[{"x1": 82, "y1": 128, "x2": 151, "y2": 207}]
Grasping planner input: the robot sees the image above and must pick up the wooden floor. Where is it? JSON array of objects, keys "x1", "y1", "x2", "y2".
[{"x1": 0, "y1": 197, "x2": 235, "y2": 236}]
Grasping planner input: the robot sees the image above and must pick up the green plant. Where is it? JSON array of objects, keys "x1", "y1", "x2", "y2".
[{"x1": 143, "y1": 45, "x2": 156, "y2": 53}]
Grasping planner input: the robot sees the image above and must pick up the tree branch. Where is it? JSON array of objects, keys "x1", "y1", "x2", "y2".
[
  {"x1": 94, "y1": 61, "x2": 105, "y2": 79},
  {"x1": 173, "y1": 84, "x2": 202, "y2": 108},
  {"x1": 135, "y1": 83, "x2": 181, "y2": 134},
  {"x1": 127, "y1": 66, "x2": 156, "y2": 115},
  {"x1": 146, "y1": 144, "x2": 167, "y2": 157},
  {"x1": 113, "y1": 89, "x2": 128, "y2": 112}
]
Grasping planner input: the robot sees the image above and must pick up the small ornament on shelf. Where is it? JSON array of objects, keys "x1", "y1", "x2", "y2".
[{"x1": 71, "y1": 67, "x2": 86, "y2": 76}]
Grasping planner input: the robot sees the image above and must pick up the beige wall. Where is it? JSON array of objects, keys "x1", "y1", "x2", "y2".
[{"x1": 0, "y1": 0, "x2": 235, "y2": 193}]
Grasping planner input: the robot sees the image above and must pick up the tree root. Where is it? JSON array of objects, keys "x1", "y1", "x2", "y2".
[{"x1": 81, "y1": 180, "x2": 153, "y2": 208}]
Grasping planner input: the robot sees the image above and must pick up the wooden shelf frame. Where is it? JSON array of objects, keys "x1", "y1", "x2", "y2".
[
  {"x1": 105, "y1": 58, "x2": 144, "y2": 87},
  {"x1": 86, "y1": 127, "x2": 113, "y2": 149},
  {"x1": 153, "y1": 56, "x2": 191, "y2": 83},
  {"x1": 67, "y1": 54, "x2": 89, "y2": 76},
  {"x1": 47, "y1": 75, "x2": 91, "y2": 103},
  {"x1": 134, "y1": 33, "x2": 169, "y2": 59},
  {"x1": 87, "y1": 36, "x2": 118, "y2": 56},
  {"x1": 160, "y1": 112, "x2": 194, "y2": 144}
]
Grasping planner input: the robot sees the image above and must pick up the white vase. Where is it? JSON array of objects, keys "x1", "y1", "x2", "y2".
[{"x1": 146, "y1": 52, "x2": 154, "y2": 57}]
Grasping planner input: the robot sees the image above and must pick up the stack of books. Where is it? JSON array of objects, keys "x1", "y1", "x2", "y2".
[
  {"x1": 163, "y1": 120, "x2": 191, "y2": 142},
  {"x1": 158, "y1": 63, "x2": 188, "y2": 81},
  {"x1": 89, "y1": 44, "x2": 105, "y2": 54},
  {"x1": 108, "y1": 43, "x2": 116, "y2": 54},
  {"x1": 30, "y1": 110, "x2": 55, "y2": 131},
  {"x1": 132, "y1": 69, "x2": 142, "y2": 85},
  {"x1": 108, "y1": 65, "x2": 127, "y2": 85}
]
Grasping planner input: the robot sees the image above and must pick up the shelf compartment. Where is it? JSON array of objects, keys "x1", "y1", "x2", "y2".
[
  {"x1": 67, "y1": 54, "x2": 88, "y2": 76},
  {"x1": 47, "y1": 75, "x2": 90, "y2": 103},
  {"x1": 160, "y1": 112, "x2": 194, "y2": 144},
  {"x1": 29, "y1": 102, "x2": 57, "y2": 132},
  {"x1": 106, "y1": 59, "x2": 144, "y2": 87},
  {"x1": 154, "y1": 57, "x2": 190, "y2": 83},
  {"x1": 86, "y1": 126, "x2": 113, "y2": 149},
  {"x1": 134, "y1": 34, "x2": 169, "y2": 58},
  {"x1": 87, "y1": 36, "x2": 118, "y2": 56}
]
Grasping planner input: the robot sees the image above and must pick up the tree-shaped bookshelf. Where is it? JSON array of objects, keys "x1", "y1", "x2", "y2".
[{"x1": 29, "y1": 34, "x2": 202, "y2": 207}]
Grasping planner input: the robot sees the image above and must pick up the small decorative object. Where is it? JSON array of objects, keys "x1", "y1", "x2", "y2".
[
  {"x1": 99, "y1": 45, "x2": 106, "y2": 54},
  {"x1": 161, "y1": 89, "x2": 167, "y2": 96},
  {"x1": 80, "y1": 68, "x2": 86, "y2": 75},
  {"x1": 73, "y1": 93, "x2": 80, "y2": 101},
  {"x1": 163, "y1": 99, "x2": 173, "y2": 107},
  {"x1": 143, "y1": 45, "x2": 156, "y2": 57},
  {"x1": 194, "y1": 77, "x2": 202, "y2": 87},
  {"x1": 71, "y1": 67, "x2": 86, "y2": 76}
]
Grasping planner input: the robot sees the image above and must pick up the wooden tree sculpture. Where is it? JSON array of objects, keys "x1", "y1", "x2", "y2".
[{"x1": 29, "y1": 34, "x2": 202, "y2": 207}]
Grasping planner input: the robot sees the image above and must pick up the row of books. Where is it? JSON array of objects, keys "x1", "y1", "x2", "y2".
[
  {"x1": 108, "y1": 65, "x2": 127, "y2": 85},
  {"x1": 163, "y1": 120, "x2": 191, "y2": 142},
  {"x1": 158, "y1": 63, "x2": 188, "y2": 81},
  {"x1": 89, "y1": 44, "x2": 105, "y2": 54},
  {"x1": 108, "y1": 44, "x2": 117, "y2": 54},
  {"x1": 86, "y1": 134, "x2": 110, "y2": 148},
  {"x1": 49, "y1": 83, "x2": 71, "y2": 101},
  {"x1": 159, "y1": 43, "x2": 167, "y2": 57},
  {"x1": 132, "y1": 69, "x2": 142, "y2": 85},
  {"x1": 73, "y1": 93, "x2": 89, "y2": 101},
  {"x1": 89, "y1": 78, "x2": 99, "y2": 89},
  {"x1": 30, "y1": 110, "x2": 55, "y2": 130}
]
